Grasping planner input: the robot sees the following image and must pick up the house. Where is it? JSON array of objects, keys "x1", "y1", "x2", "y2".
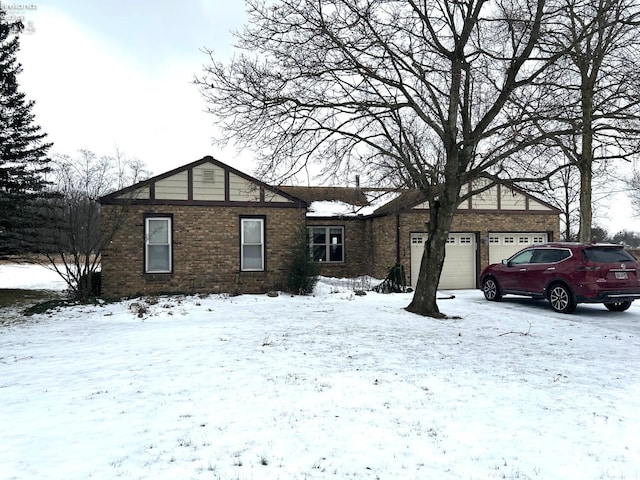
[{"x1": 99, "y1": 156, "x2": 560, "y2": 298}]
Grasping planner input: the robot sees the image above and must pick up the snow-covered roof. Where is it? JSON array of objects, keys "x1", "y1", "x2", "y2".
[
  {"x1": 306, "y1": 190, "x2": 402, "y2": 217},
  {"x1": 306, "y1": 200, "x2": 374, "y2": 217}
]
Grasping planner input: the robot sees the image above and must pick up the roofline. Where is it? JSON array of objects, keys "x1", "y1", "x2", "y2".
[
  {"x1": 99, "y1": 155, "x2": 308, "y2": 206},
  {"x1": 373, "y1": 183, "x2": 562, "y2": 215}
]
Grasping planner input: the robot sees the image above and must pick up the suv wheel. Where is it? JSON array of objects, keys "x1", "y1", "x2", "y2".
[
  {"x1": 604, "y1": 301, "x2": 632, "y2": 312},
  {"x1": 482, "y1": 277, "x2": 502, "y2": 301},
  {"x1": 548, "y1": 284, "x2": 576, "y2": 313}
]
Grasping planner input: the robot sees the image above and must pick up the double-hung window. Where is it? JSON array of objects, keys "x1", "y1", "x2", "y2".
[
  {"x1": 309, "y1": 226, "x2": 344, "y2": 262},
  {"x1": 241, "y1": 217, "x2": 264, "y2": 271},
  {"x1": 145, "y1": 216, "x2": 172, "y2": 273}
]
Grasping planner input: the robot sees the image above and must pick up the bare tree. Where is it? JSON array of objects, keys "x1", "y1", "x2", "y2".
[
  {"x1": 36, "y1": 150, "x2": 149, "y2": 299},
  {"x1": 195, "y1": 0, "x2": 565, "y2": 317},
  {"x1": 627, "y1": 162, "x2": 640, "y2": 215},
  {"x1": 537, "y1": 0, "x2": 640, "y2": 241},
  {"x1": 519, "y1": 147, "x2": 615, "y2": 240}
]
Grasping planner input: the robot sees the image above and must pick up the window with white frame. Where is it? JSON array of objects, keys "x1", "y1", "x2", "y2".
[
  {"x1": 309, "y1": 226, "x2": 344, "y2": 262},
  {"x1": 241, "y1": 217, "x2": 264, "y2": 271},
  {"x1": 145, "y1": 216, "x2": 172, "y2": 273}
]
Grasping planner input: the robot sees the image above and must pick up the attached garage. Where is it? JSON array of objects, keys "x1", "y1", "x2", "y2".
[
  {"x1": 411, "y1": 232, "x2": 477, "y2": 289},
  {"x1": 488, "y1": 233, "x2": 549, "y2": 265}
]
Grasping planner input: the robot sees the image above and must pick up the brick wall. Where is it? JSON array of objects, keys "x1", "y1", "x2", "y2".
[
  {"x1": 101, "y1": 204, "x2": 306, "y2": 298},
  {"x1": 367, "y1": 215, "x2": 399, "y2": 279},
  {"x1": 101, "y1": 203, "x2": 559, "y2": 297},
  {"x1": 305, "y1": 217, "x2": 368, "y2": 278}
]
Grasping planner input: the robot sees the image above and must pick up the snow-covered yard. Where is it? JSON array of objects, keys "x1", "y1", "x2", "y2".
[{"x1": 0, "y1": 266, "x2": 639, "y2": 479}]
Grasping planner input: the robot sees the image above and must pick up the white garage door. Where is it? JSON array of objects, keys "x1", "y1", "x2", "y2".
[
  {"x1": 488, "y1": 233, "x2": 549, "y2": 265},
  {"x1": 411, "y1": 233, "x2": 477, "y2": 289}
]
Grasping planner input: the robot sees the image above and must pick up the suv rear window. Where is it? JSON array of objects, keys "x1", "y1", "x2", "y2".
[{"x1": 583, "y1": 247, "x2": 636, "y2": 263}]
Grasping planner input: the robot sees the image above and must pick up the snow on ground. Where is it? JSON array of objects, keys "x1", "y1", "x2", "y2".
[
  {"x1": 0, "y1": 266, "x2": 639, "y2": 479},
  {"x1": 0, "y1": 263, "x2": 67, "y2": 291}
]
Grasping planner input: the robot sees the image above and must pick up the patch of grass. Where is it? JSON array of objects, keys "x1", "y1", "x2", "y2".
[
  {"x1": 23, "y1": 298, "x2": 80, "y2": 316},
  {"x1": 0, "y1": 289, "x2": 72, "y2": 325},
  {"x1": 0, "y1": 288, "x2": 108, "y2": 323},
  {"x1": 0, "y1": 289, "x2": 60, "y2": 309}
]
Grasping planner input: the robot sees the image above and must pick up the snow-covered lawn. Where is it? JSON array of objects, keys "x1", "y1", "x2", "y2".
[
  {"x1": 0, "y1": 263, "x2": 68, "y2": 291},
  {"x1": 1, "y1": 266, "x2": 639, "y2": 479}
]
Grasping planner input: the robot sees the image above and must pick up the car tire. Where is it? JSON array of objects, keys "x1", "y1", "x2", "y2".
[
  {"x1": 482, "y1": 277, "x2": 502, "y2": 301},
  {"x1": 604, "y1": 301, "x2": 632, "y2": 312},
  {"x1": 548, "y1": 284, "x2": 576, "y2": 313}
]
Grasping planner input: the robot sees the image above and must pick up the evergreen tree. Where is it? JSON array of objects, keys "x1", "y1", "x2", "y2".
[{"x1": 0, "y1": 7, "x2": 52, "y2": 256}]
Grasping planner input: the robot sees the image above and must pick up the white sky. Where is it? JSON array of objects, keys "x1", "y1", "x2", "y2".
[
  {"x1": 11, "y1": 1, "x2": 640, "y2": 233},
  {"x1": 15, "y1": 0, "x2": 254, "y2": 175}
]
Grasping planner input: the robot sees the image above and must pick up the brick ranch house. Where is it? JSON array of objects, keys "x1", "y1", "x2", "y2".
[{"x1": 99, "y1": 156, "x2": 560, "y2": 298}]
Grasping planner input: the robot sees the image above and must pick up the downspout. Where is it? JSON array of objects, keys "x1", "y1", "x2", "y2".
[{"x1": 396, "y1": 214, "x2": 401, "y2": 265}]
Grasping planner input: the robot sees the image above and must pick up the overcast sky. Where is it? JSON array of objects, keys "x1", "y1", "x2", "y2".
[
  {"x1": 10, "y1": 1, "x2": 640, "y2": 232},
  {"x1": 16, "y1": 0, "x2": 252, "y2": 176}
]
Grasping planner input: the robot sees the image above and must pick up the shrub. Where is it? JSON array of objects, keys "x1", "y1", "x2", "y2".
[
  {"x1": 285, "y1": 230, "x2": 320, "y2": 295},
  {"x1": 374, "y1": 263, "x2": 407, "y2": 293},
  {"x1": 78, "y1": 271, "x2": 101, "y2": 298}
]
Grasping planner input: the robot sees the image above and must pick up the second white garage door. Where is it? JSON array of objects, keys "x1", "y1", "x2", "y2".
[
  {"x1": 488, "y1": 233, "x2": 549, "y2": 265},
  {"x1": 410, "y1": 233, "x2": 477, "y2": 289}
]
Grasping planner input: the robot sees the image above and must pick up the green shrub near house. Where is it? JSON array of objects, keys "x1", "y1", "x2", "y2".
[{"x1": 285, "y1": 230, "x2": 320, "y2": 295}]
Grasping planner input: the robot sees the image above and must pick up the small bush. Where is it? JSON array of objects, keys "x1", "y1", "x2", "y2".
[
  {"x1": 78, "y1": 271, "x2": 101, "y2": 298},
  {"x1": 374, "y1": 263, "x2": 408, "y2": 293},
  {"x1": 285, "y1": 230, "x2": 320, "y2": 295},
  {"x1": 23, "y1": 298, "x2": 78, "y2": 316}
]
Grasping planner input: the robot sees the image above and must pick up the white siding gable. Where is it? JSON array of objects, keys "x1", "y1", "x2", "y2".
[
  {"x1": 229, "y1": 173, "x2": 261, "y2": 201},
  {"x1": 116, "y1": 185, "x2": 150, "y2": 200},
  {"x1": 265, "y1": 190, "x2": 293, "y2": 203},
  {"x1": 409, "y1": 181, "x2": 554, "y2": 212},
  {"x1": 193, "y1": 163, "x2": 225, "y2": 201},
  {"x1": 155, "y1": 171, "x2": 188, "y2": 200},
  {"x1": 500, "y1": 187, "x2": 527, "y2": 210}
]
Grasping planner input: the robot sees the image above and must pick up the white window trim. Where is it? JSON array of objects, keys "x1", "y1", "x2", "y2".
[
  {"x1": 145, "y1": 216, "x2": 172, "y2": 274},
  {"x1": 241, "y1": 217, "x2": 265, "y2": 271}
]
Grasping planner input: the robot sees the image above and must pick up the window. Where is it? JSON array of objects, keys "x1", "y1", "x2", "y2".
[
  {"x1": 533, "y1": 248, "x2": 571, "y2": 264},
  {"x1": 241, "y1": 217, "x2": 264, "y2": 271},
  {"x1": 309, "y1": 226, "x2": 344, "y2": 262},
  {"x1": 509, "y1": 249, "x2": 535, "y2": 265},
  {"x1": 145, "y1": 216, "x2": 172, "y2": 273},
  {"x1": 583, "y1": 246, "x2": 635, "y2": 263}
]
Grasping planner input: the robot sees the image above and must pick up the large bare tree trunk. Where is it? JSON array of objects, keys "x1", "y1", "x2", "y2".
[
  {"x1": 406, "y1": 185, "x2": 459, "y2": 317},
  {"x1": 578, "y1": 161, "x2": 593, "y2": 241},
  {"x1": 578, "y1": 88, "x2": 594, "y2": 242}
]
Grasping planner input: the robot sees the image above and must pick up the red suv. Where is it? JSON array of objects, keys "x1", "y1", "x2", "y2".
[{"x1": 479, "y1": 243, "x2": 640, "y2": 313}]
